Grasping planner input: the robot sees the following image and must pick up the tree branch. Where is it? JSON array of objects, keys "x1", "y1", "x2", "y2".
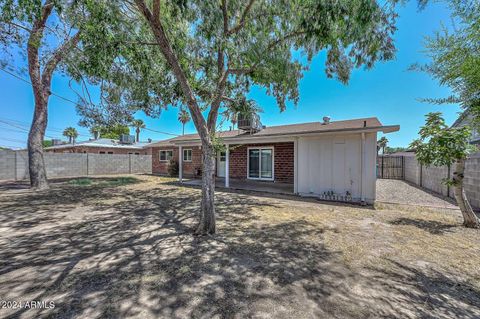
[
  {"x1": 133, "y1": 0, "x2": 210, "y2": 144},
  {"x1": 152, "y1": 0, "x2": 160, "y2": 23},
  {"x1": 27, "y1": 0, "x2": 54, "y2": 95},
  {"x1": 221, "y1": 0, "x2": 228, "y2": 34},
  {"x1": 227, "y1": 0, "x2": 255, "y2": 36},
  {"x1": 41, "y1": 31, "x2": 81, "y2": 87}
]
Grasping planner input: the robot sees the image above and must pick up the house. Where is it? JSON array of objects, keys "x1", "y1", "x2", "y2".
[
  {"x1": 451, "y1": 108, "x2": 480, "y2": 145},
  {"x1": 45, "y1": 138, "x2": 151, "y2": 155},
  {"x1": 146, "y1": 117, "x2": 399, "y2": 204}
]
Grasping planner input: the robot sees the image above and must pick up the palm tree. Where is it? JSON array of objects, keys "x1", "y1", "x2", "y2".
[
  {"x1": 131, "y1": 119, "x2": 146, "y2": 142},
  {"x1": 178, "y1": 108, "x2": 191, "y2": 135},
  {"x1": 377, "y1": 136, "x2": 388, "y2": 155},
  {"x1": 63, "y1": 127, "x2": 79, "y2": 144},
  {"x1": 90, "y1": 125, "x2": 102, "y2": 140}
]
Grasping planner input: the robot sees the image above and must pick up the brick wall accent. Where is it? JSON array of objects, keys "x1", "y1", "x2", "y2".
[
  {"x1": 149, "y1": 142, "x2": 294, "y2": 183},
  {"x1": 229, "y1": 142, "x2": 294, "y2": 183},
  {"x1": 151, "y1": 146, "x2": 202, "y2": 177},
  {"x1": 47, "y1": 146, "x2": 148, "y2": 155}
]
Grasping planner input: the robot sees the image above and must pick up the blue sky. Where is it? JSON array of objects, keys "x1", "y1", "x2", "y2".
[{"x1": 0, "y1": 1, "x2": 461, "y2": 149}]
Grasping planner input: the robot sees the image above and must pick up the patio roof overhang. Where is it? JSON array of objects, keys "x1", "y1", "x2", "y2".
[{"x1": 169, "y1": 125, "x2": 400, "y2": 146}]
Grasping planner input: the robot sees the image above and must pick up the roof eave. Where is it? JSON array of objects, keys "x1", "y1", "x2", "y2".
[{"x1": 167, "y1": 125, "x2": 400, "y2": 146}]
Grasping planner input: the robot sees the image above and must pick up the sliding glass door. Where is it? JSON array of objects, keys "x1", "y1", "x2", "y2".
[{"x1": 248, "y1": 147, "x2": 273, "y2": 180}]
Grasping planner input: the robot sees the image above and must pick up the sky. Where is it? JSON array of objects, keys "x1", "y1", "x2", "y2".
[{"x1": 0, "y1": 1, "x2": 461, "y2": 149}]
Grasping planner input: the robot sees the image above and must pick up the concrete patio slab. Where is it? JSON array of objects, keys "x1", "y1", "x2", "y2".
[{"x1": 183, "y1": 178, "x2": 294, "y2": 195}]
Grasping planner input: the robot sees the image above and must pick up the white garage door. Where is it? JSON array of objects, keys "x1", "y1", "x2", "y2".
[{"x1": 297, "y1": 135, "x2": 362, "y2": 199}]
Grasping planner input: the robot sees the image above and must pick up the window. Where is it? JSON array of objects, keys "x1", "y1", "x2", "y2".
[
  {"x1": 183, "y1": 149, "x2": 192, "y2": 162},
  {"x1": 107, "y1": 152, "x2": 114, "y2": 155},
  {"x1": 248, "y1": 147, "x2": 273, "y2": 180},
  {"x1": 135, "y1": 152, "x2": 140, "y2": 155},
  {"x1": 159, "y1": 150, "x2": 173, "y2": 161},
  {"x1": 99, "y1": 151, "x2": 105, "y2": 154}
]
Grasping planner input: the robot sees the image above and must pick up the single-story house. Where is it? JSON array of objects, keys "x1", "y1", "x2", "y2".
[
  {"x1": 45, "y1": 138, "x2": 151, "y2": 155},
  {"x1": 146, "y1": 117, "x2": 399, "y2": 204}
]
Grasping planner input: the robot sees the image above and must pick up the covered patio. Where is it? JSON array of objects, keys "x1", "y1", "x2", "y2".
[{"x1": 183, "y1": 178, "x2": 294, "y2": 195}]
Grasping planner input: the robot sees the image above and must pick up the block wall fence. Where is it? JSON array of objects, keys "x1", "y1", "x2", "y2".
[
  {"x1": 0, "y1": 150, "x2": 152, "y2": 181},
  {"x1": 403, "y1": 153, "x2": 480, "y2": 209}
]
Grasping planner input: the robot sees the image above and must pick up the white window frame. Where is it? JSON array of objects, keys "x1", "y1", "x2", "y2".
[
  {"x1": 247, "y1": 146, "x2": 274, "y2": 181},
  {"x1": 183, "y1": 149, "x2": 192, "y2": 162},
  {"x1": 159, "y1": 150, "x2": 173, "y2": 162}
]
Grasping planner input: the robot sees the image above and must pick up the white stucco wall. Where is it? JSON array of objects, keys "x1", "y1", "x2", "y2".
[{"x1": 297, "y1": 132, "x2": 377, "y2": 203}]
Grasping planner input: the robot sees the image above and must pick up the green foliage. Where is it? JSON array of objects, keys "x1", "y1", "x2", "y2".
[
  {"x1": 63, "y1": 127, "x2": 79, "y2": 143},
  {"x1": 131, "y1": 119, "x2": 146, "y2": 130},
  {"x1": 168, "y1": 158, "x2": 179, "y2": 177},
  {"x1": 99, "y1": 124, "x2": 130, "y2": 139},
  {"x1": 177, "y1": 109, "x2": 191, "y2": 125},
  {"x1": 410, "y1": 112, "x2": 474, "y2": 168},
  {"x1": 412, "y1": 0, "x2": 480, "y2": 125},
  {"x1": 75, "y1": 0, "x2": 399, "y2": 124},
  {"x1": 385, "y1": 146, "x2": 408, "y2": 154},
  {"x1": 42, "y1": 140, "x2": 53, "y2": 148}
]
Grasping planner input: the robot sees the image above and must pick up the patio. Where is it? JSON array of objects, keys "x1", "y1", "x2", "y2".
[{"x1": 183, "y1": 177, "x2": 294, "y2": 195}]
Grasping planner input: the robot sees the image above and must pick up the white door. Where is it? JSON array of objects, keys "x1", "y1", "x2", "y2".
[{"x1": 217, "y1": 151, "x2": 226, "y2": 177}]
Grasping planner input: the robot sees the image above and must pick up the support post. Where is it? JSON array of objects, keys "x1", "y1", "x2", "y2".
[
  {"x1": 225, "y1": 144, "x2": 230, "y2": 188},
  {"x1": 14, "y1": 151, "x2": 17, "y2": 181},
  {"x1": 360, "y1": 133, "x2": 366, "y2": 204},
  {"x1": 294, "y1": 137, "x2": 298, "y2": 194},
  {"x1": 179, "y1": 145, "x2": 183, "y2": 183}
]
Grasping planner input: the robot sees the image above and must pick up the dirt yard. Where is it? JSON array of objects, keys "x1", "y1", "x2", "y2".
[{"x1": 0, "y1": 175, "x2": 479, "y2": 319}]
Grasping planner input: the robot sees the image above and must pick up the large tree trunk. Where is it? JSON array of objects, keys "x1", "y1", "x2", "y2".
[
  {"x1": 196, "y1": 142, "x2": 216, "y2": 235},
  {"x1": 28, "y1": 93, "x2": 49, "y2": 190},
  {"x1": 452, "y1": 159, "x2": 480, "y2": 228}
]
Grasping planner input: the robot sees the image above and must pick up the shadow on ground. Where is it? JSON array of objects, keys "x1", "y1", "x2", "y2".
[{"x1": 0, "y1": 177, "x2": 479, "y2": 318}]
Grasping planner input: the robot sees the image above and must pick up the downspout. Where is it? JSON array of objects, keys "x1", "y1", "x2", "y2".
[{"x1": 360, "y1": 132, "x2": 366, "y2": 205}]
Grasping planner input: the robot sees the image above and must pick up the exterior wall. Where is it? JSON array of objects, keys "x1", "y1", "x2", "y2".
[
  {"x1": 297, "y1": 133, "x2": 377, "y2": 203},
  {"x1": 229, "y1": 142, "x2": 294, "y2": 183},
  {"x1": 0, "y1": 151, "x2": 151, "y2": 181},
  {"x1": 151, "y1": 146, "x2": 179, "y2": 176},
  {"x1": 403, "y1": 152, "x2": 480, "y2": 209},
  {"x1": 150, "y1": 142, "x2": 294, "y2": 182},
  {"x1": 47, "y1": 146, "x2": 148, "y2": 155}
]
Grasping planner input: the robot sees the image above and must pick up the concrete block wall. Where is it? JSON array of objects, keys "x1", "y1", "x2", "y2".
[
  {"x1": 0, "y1": 150, "x2": 16, "y2": 180},
  {"x1": 402, "y1": 153, "x2": 480, "y2": 209},
  {"x1": 0, "y1": 151, "x2": 152, "y2": 181},
  {"x1": 464, "y1": 153, "x2": 480, "y2": 209}
]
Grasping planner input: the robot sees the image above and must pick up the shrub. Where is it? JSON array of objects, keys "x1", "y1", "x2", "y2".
[{"x1": 168, "y1": 158, "x2": 179, "y2": 177}]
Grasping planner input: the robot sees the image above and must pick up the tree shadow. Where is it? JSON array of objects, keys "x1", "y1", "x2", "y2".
[
  {"x1": 389, "y1": 217, "x2": 458, "y2": 235},
  {"x1": 0, "y1": 179, "x2": 479, "y2": 318}
]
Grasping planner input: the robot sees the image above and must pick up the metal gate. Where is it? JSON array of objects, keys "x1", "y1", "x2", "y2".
[{"x1": 377, "y1": 156, "x2": 404, "y2": 179}]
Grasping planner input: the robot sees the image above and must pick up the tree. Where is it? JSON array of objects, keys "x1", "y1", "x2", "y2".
[
  {"x1": 411, "y1": 112, "x2": 479, "y2": 228},
  {"x1": 377, "y1": 137, "x2": 389, "y2": 155},
  {"x1": 412, "y1": 0, "x2": 480, "y2": 125},
  {"x1": 0, "y1": 1, "x2": 82, "y2": 189},
  {"x1": 96, "y1": 125, "x2": 130, "y2": 140},
  {"x1": 89, "y1": 125, "x2": 101, "y2": 139},
  {"x1": 42, "y1": 140, "x2": 53, "y2": 148},
  {"x1": 177, "y1": 108, "x2": 191, "y2": 135},
  {"x1": 79, "y1": 0, "x2": 399, "y2": 234},
  {"x1": 384, "y1": 146, "x2": 408, "y2": 154},
  {"x1": 131, "y1": 119, "x2": 146, "y2": 142},
  {"x1": 63, "y1": 127, "x2": 79, "y2": 144}
]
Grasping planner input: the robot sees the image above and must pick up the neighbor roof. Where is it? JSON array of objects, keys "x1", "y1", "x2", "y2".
[
  {"x1": 45, "y1": 138, "x2": 152, "y2": 150},
  {"x1": 147, "y1": 117, "x2": 399, "y2": 146}
]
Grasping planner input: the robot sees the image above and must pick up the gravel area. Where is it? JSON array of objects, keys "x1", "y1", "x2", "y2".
[{"x1": 376, "y1": 179, "x2": 458, "y2": 209}]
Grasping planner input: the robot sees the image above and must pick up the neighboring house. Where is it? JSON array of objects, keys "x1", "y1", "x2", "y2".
[
  {"x1": 146, "y1": 117, "x2": 399, "y2": 204},
  {"x1": 451, "y1": 109, "x2": 480, "y2": 145},
  {"x1": 45, "y1": 138, "x2": 151, "y2": 155}
]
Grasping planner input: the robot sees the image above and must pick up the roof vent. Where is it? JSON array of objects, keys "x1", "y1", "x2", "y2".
[{"x1": 322, "y1": 116, "x2": 331, "y2": 125}]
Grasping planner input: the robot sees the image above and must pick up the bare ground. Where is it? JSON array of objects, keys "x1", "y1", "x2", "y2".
[{"x1": 0, "y1": 175, "x2": 479, "y2": 319}]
